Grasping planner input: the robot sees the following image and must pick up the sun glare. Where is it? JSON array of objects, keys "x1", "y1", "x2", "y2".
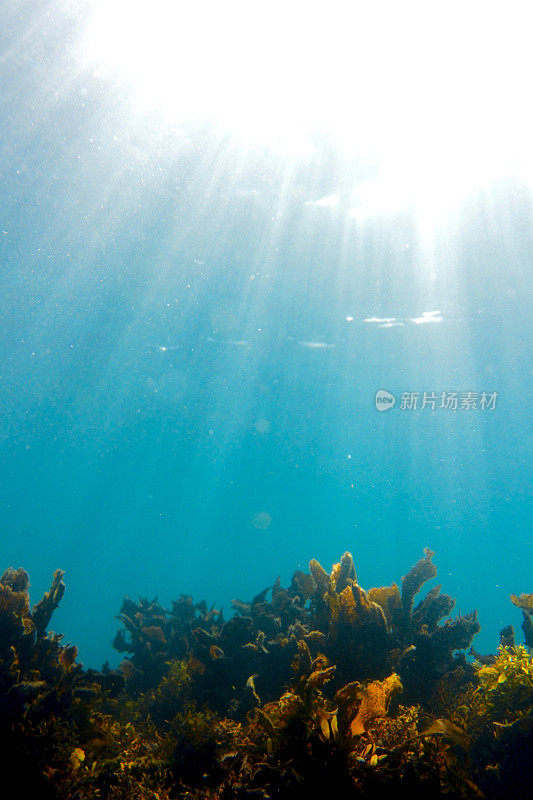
[{"x1": 81, "y1": 0, "x2": 532, "y2": 219}]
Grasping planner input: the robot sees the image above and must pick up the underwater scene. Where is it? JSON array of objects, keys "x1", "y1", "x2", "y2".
[{"x1": 1, "y1": 2, "x2": 532, "y2": 798}]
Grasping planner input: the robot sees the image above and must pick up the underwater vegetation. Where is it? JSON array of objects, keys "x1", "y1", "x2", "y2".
[
  {"x1": 0, "y1": 567, "x2": 124, "y2": 798},
  {"x1": 1, "y1": 551, "x2": 531, "y2": 799}
]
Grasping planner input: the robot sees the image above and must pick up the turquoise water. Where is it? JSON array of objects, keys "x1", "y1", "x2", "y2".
[{"x1": 1, "y1": 2, "x2": 531, "y2": 671}]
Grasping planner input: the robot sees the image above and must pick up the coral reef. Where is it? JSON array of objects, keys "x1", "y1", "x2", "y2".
[{"x1": 1, "y1": 550, "x2": 531, "y2": 799}]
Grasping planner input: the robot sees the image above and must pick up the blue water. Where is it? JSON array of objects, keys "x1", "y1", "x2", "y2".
[{"x1": 1, "y1": 3, "x2": 531, "y2": 670}]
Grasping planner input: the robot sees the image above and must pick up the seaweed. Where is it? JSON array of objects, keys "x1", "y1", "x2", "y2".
[
  {"x1": 1, "y1": 551, "x2": 531, "y2": 799},
  {"x1": 0, "y1": 567, "x2": 127, "y2": 799},
  {"x1": 452, "y1": 645, "x2": 533, "y2": 799},
  {"x1": 111, "y1": 548, "x2": 481, "y2": 718},
  {"x1": 510, "y1": 593, "x2": 533, "y2": 649}
]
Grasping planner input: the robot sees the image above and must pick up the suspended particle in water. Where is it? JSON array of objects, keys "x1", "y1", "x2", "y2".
[
  {"x1": 252, "y1": 511, "x2": 272, "y2": 530},
  {"x1": 254, "y1": 417, "x2": 271, "y2": 434}
]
